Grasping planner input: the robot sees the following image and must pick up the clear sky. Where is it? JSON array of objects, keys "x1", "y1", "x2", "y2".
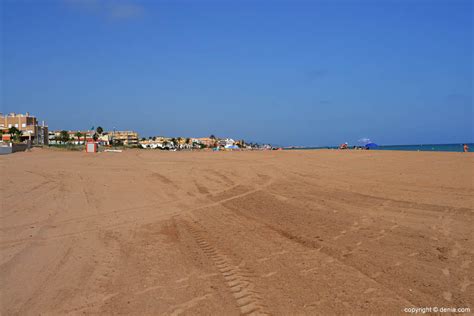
[{"x1": 1, "y1": 0, "x2": 472, "y2": 146}]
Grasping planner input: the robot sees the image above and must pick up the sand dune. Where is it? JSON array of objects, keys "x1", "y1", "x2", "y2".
[{"x1": 1, "y1": 149, "x2": 473, "y2": 314}]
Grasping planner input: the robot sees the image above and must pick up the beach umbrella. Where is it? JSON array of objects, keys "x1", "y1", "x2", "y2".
[{"x1": 365, "y1": 143, "x2": 378, "y2": 149}]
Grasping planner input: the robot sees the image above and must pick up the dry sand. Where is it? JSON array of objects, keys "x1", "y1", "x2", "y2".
[{"x1": 1, "y1": 148, "x2": 473, "y2": 315}]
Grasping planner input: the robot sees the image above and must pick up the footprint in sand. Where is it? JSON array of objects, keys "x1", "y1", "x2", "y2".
[
  {"x1": 450, "y1": 242, "x2": 461, "y2": 257},
  {"x1": 364, "y1": 288, "x2": 377, "y2": 294},
  {"x1": 374, "y1": 229, "x2": 387, "y2": 241},
  {"x1": 333, "y1": 230, "x2": 347, "y2": 240},
  {"x1": 356, "y1": 241, "x2": 362, "y2": 246},
  {"x1": 325, "y1": 258, "x2": 335, "y2": 263},
  {"x1": 350, "y1": 223, "x2": 360, "y2": 232},
  {"x1": 441, "y1": 268, "x2": 450, "y2": 276},
  {"x1": 460, "y1": 277, "x2": 472, "y2": 292},
  {"x1": 442, "y1": 291, "x2": 452, "y2": 301},
  {"x1": 175, "y1": 277, "x2": 189, "y2": 283},
  {"x1": 461, "y1": 260, "x2": 471, "y2": 269}
]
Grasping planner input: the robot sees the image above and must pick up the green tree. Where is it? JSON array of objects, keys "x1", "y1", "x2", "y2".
[
  {"x1": 185, "y1": 137, "x2": 191, "y2": 144},
  {"x1": 75, "y1": 132, "x2": 83, "y2": 144},
  {"x1": 92, "y1": 133, "x2": 98, "y2": 141},
  {"x1": 8, "y1": 126, "x2": 22, "y2": 143},
  {"x1": 96, "y1": 126, "x2": 104, "y2": 135},
  {"x1": 59, "y1": 130, "x2": 70, "y2": 144},
  {"x1": 8, "y1": 126, "x2": 19, "y2": 140},
  {"x1": 113, "y1": 139, "x2": 123, "y2": 146},
  {"x1": 209, "y1": 134, "x2": 216, "y2": 140}
]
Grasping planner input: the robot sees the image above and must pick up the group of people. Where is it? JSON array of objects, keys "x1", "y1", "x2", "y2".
[
  {"x1": 339, "y1": 142, "x2": 349, "y2": 149},
  {"x1": 339, "y1": 143, "x2": 370, "y2": 150}
]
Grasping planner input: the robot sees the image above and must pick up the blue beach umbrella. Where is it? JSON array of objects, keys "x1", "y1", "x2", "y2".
[{"x1": 365, "y1": 143, "x2": 378, "y2": 149}]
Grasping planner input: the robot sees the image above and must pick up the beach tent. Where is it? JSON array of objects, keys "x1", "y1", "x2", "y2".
[{"x1": 365, "y1": 143, "x2": 378, "y2": 149}]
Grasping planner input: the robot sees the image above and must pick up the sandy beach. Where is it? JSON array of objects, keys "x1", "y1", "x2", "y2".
[{"x1": 1, "y1": 149, "x2": 473, "y2": 315}]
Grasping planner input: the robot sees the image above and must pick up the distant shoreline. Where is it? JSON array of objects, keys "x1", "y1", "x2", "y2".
[{"x1": 284, "y1": 143, "x2": 473, "y2": 153}]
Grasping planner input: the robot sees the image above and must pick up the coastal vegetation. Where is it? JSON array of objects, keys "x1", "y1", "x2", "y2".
[{"x1": 7, "y1": 126, "x2": 23, "y2": 143}]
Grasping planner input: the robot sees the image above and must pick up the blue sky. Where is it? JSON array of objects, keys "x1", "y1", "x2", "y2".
[{"x1": 1, "y1": 0, "x2": 472, "y2": 146}]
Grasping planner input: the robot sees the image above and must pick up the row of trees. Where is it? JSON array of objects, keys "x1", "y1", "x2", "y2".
[
  {"x1": 139, "y1": 134, "x2": 249, "y2": 149},
  {"x1": 54, "y1": 126, "x2": 104, "y2": 144}
]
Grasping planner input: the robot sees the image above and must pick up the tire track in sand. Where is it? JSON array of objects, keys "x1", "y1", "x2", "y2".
[{"x1": 180, "y1": 218, "x2": 269, "y2": 315}]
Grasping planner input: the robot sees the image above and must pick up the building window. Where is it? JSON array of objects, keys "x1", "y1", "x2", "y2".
[
  {"x1": 22, "y1": 123, "x2": 26, "y2": 128},
  {"x1": 15, "y1": 124, "x2": 19, "y2": 128},
  {"x1": 8, "y1": 124, "x2": 12, "y2": 128}
]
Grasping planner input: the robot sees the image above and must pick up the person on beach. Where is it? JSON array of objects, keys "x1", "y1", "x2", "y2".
[{"x1": 463, "y1": 144, "x2": 469, "y2": 152}]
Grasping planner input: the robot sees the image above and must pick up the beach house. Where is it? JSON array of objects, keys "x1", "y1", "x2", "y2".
[{"x1": 0, "y1": 112, "x2": 49, "y2": 145}]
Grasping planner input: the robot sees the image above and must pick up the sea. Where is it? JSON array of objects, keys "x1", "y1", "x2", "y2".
[
  {"x1": 375, "y1": 143, "x2": 473, "y2": 152},
  {"x1": 287, "y1": 143, "x2": 473, "y2": 152}
]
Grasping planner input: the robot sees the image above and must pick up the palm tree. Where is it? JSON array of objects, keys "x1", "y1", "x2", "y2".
[
  {"x1": 75, "y1": 132, "x2": 83, "y2": 144},
  {"x1": 59, "y1": 130, "x2": 70, "y2": 144},
  {"x1": 209, "y1": 134, "x2": 216, "y2": 140},
  {"x1": 8, "y1": 126, "x2": 21, "y2": 142},
  {"x1": 15, "y1": 130, "x2": 23, "y2": 142},
  {"x1": 96, "y1": 126, "x2": 104, "y2": 135}
]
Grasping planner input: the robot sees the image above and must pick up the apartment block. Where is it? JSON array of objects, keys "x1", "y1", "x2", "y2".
[
  {"x1": 0, "y1": 112, "x2": 49, "y2": 145},
  {"x1": 110, "y1": 131, "x2": 139, "y2": 145}
]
